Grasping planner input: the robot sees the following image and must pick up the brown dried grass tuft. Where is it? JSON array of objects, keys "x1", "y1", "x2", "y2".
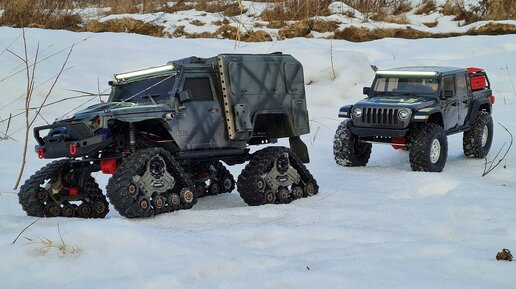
[
  {"x1": 279, "y1": 20, "x2": 339, "y2": 39},
  {"x1": 85, "y1": 18, "x2": 166, "y2": 37},
  {"x1": 469, "y1": 22, "x2": 516, "y2": 35},
  {"x1": 371, "y1": 12, "x2": 410, "y2": 24},
  {"x1": 423, "y1": 21, "x2": 439, "y2": 28},
  {"x1": 414, "y1": 0, "x2": 436, "y2": 15},
  {"x1": 478, "y1": 0, "x2": 516, "y2": 20},
  {"x1": 260, "y1": 0, "x2": 332, "y2": 21},
  {"x1": 0, "y1": 0, "x2": 82, "y2": 30},
  {"x1": 442, "y1": 0, "x2": 480, "y2": 24}
]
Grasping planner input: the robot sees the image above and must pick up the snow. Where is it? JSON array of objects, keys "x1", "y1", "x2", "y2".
[
  {"x1": 1, "y1": 27, "x2": 516, "y2": 288},
  {"x1": 73, "y1": 1, "x2": 516, "y2": 40}
]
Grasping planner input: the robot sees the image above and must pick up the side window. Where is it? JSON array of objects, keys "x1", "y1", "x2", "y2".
[
  {"x1": 442, "y1": 76, "x2": 455, "y2": 97},
  {"x1": 456, "y1": 73, "x2": 467, "y2": 96},
  {"x1": 183, "y1": 77, "x2": 214, "y2": 101}
]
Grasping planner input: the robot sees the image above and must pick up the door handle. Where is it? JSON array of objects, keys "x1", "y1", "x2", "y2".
[{"x1": 462, "y1": 100, "x2": 468, "y2": 104}]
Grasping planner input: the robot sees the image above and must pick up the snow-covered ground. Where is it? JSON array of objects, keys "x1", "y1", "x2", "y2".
[{"x1": 0, "y1": 27, "x2": 515, "y2": 288}]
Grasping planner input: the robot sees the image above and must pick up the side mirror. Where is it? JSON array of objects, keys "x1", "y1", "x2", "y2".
[
  {"x1": 179, "y1": 89, "x2": 192, "y2": 103},
  {"x1": 363, "y1": 87, "x2": 370, "y2": 95},
  {"x1": 444, "y1": 89, "x2": 454, "y2": 98}
]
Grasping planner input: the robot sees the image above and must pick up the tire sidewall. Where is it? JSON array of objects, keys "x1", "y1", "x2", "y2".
[{"x1": 409, "y1": 124, "x2": 448, "y2": 172}]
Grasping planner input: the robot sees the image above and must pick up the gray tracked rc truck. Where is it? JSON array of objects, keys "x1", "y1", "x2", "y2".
[
  {"x1": 19, "y1": 53, "x2": 318, "y2": 219},
  {"x1": 334, "y1": 66, "x2": 495, "y2": 172}
]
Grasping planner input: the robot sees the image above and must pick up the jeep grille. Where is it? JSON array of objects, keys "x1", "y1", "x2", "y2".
[{"x1": 362, "y1": 108, "x2": 400, "y2": 125}]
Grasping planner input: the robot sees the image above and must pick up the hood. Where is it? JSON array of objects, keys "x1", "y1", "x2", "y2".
[{"x1": 356, "y1": 95, "x2": 436, "y2": 110}]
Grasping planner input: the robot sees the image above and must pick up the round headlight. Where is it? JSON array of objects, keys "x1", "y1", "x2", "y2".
[
  {"x1": 398, "y1": 109, "x2": 410, "y2": 120},
  {"x1": 353, "y1": 108, "x2": 363, "y2": 118}
]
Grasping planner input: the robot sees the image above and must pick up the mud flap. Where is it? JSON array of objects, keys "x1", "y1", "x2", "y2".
[{"x1": 289, "y1": 136, "x2": 310, "y2": 163}]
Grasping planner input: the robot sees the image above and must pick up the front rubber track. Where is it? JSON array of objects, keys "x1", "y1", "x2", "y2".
[{"x1": 106, "y1": 148, "x2": 195, "y2": 218}]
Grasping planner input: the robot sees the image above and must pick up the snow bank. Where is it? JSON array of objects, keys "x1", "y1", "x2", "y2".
[{"x1": 1, "y1": 28, "x2": 515, "y2": 289}]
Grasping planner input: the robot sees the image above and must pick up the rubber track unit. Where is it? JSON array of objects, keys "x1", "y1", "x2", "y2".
[
  {"x1": 237, "y1": 146, "x2": 318, "y2": 206},
  {"x1": 106, "y1": 147, "x2": 195, "y2": 218},
  {"x1": 18, "y1": 159, "x2": 109, "y2": 218},
  {"x1": 188, "y1": 161, "x2": 235, "y2": 198},
  {"x1": 212, "y1": 161, "x2": 236, "y2": 194},
  {"x1": 333, "y1": 120, "x2": 372, "y2": 167}
]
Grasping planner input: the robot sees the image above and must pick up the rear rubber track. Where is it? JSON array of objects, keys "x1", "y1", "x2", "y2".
[{"x1": 237, "y1": 146, "x2": 318, "y2": 206}]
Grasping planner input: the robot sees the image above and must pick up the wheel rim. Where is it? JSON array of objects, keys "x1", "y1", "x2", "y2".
[
  {"x1": 481, "y1": 125, "x2": 489, "y2": 147},
  {"x1": 430, "y1": 138, "x2": 441, "y2": 164}
]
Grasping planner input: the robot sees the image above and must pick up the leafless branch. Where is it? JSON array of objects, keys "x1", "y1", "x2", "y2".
[{"x1": 482, "y1": 123, "x2": 513, "y2": 177}]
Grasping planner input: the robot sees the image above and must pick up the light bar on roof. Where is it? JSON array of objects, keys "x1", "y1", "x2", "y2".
[
  {"x1": 114, "y1": 64, "x2": 175, "y2": 80},
  {"x1": 376, "y1": 70, "x2": 437, "y2": 76}
]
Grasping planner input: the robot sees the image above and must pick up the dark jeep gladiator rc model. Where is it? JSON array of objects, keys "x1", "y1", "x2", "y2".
[
  {"x1": 334, "y1": 67, "x2": 495, "y2": 172},
  {"x1": 19, "y1": 53, "x2": 318, "y2": 219}
]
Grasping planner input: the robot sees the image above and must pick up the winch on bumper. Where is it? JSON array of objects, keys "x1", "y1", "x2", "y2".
[{"x1": 34, "y1": 122, "x2": 111, "y2": 159}]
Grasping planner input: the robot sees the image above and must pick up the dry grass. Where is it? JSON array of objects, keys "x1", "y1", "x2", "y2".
[
  {"x1": 334, "y1": 26, "x2": 459, "y2": 42},
  {"x1": 469, "y1": 22, "x2": 516, "y2": 35},
  {"x1": 85, "y1": 18, "x2": 166, "y2": 37},
  {"x1": 184, "y1": 24, "x2": 272, "y2": 42},
  {"x1": 194, "y1": 0, "x2": 246, "y2": 17},
  {"x1": 0, "y1": 0, "x2": 82, "y2": 30},
  {"x1": 162, "y1": 0, "x2": 193, "y2": 13},
  {"x1": 260, "y1": 0, "x2": 332, "y2": 21},
  {"x1": 423, "y1": 20, "x2": 439, "y2": 28},
  {"x1": 414, "y1": 0, "x2": 437, "y2": 15},
  {"x1": 371, "y1": 13, "x2": 410, "y2": 24},
  {"x1": 279, "y1": 19, "x2": 339, "y2": 38},
  {"x1": 190, "y1": 19, "x2": 205, "y2": 26},
  {"x1": 477, "y1": 0, "x2": 516, "y2": 20},
  {"x1": 442, "y1": 0, "x2": 480, "y2": 24}
]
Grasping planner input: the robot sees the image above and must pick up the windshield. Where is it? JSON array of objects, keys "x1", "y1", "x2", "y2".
[
  {"x1": 110, "y1": 74, "x2": 175, "y2": 103},
  {"x1": 372, "y1": 76, "x2": 438, "y2": 95}
]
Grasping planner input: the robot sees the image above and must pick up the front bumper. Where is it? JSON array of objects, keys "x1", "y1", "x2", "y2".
[
  {"x1": 34, "y1": 122, "x2": 111, "y2": 159},
  {"x1": 351, "y1": 126, "x2": 408, "y2": 137}
]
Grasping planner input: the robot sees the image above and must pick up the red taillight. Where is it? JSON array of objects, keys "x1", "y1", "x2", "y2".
[
  {"x1": 69, "y1": 187, "x2": 78, "y2": 198},
  {"x1": 37, "y1": 148, "x2": 45, "y2": 159},
  {"x1": 69, "y1": 143, "x2": 78, "y2": 156},
  {"x1": 101, "y1": 159, "x2": 117, "y2": 174},
  {"x1": 489, "y1": 95, "x2": 495, "y2": 105}
]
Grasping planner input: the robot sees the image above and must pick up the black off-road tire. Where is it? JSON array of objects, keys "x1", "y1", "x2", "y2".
[
  {"x1": 463, "y1": 111, "x2": 493, "y2": 158},
  {"x1": 18, "y1": 159, "x2": 108, "y2": 218},
  {"x1": 237, "y1": 147, "x2": 318, "y2": 206},
  {"x1": 409, "y1": 123, "x2": 448, "y2": 172},
  {"x1": 106, "y1": 147, "x2": 194, "y2": 218},
  {"x1": 333, "y1": 120, "x2": 372, "y2": 167}
]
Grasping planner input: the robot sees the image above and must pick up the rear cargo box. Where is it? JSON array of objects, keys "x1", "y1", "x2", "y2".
[{"x1": 467, "y1": 67, "x2": 488, "y2": 91}]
